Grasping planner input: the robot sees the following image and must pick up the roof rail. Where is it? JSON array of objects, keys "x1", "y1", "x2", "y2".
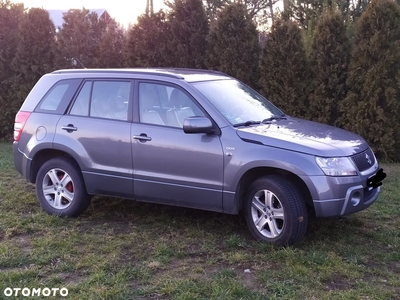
[
  {"x1": 146, "y1": 67, "x2": 227, "y2": 76},
  {"x1": 51, "y1": 68, "x2": 185, "y2": 79}
]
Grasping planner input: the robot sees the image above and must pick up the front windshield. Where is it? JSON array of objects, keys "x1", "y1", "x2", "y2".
[{"x1": 192, "y1": 79, "x2": 284, "y2": 125}]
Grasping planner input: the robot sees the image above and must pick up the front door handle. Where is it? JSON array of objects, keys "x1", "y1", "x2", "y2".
[
  {"x1": 133, "y1": 134, "x2": 152, "y2": 142},
  {"x1": 61, "y1": 124, "x2": 78, "y2": 133}
]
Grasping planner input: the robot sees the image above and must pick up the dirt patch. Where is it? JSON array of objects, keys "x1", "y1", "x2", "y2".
[
  {"x1": 323, "y1": 276, "x2": 352, "y2": 291},
  {"x1": 13, "y1": 234, "x2": 33, "y2": 254},
  {"x1": 239, "y1": 267, "x2": 260, "y2": 291},
  {"x1": 24, "y1": 183, "x2": 36, "y2": 193},
  {"x1": 58, "y1": 272, "x2": 86, "y2": 287},
  {"x1": 388, "y1": 261, "x2": 400, "y2": 273}
]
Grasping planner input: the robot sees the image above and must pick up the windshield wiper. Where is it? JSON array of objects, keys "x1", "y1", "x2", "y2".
[
  {"x1": 262, "y1": 115, "x2": 287, "y2": 123},
  {"x1": 233, "y1": 120, "x2": 261, "y2": 127}
]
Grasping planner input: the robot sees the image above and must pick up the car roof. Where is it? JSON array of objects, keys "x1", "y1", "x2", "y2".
[{"x1": 51, "y1": 68, "x2": 232, "y2": 83}]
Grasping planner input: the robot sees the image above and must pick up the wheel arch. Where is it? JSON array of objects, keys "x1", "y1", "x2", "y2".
[
  {"x1": 235, "y1": 167, "x2": 313, "y2": 213},
  {"x1": 29, "y1": 149, "x2": 81, "y2": 184}
]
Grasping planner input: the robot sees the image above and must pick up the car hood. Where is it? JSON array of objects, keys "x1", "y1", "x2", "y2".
[{"x1": 236, "y1": 117, "x2": 368, "y2": 157}]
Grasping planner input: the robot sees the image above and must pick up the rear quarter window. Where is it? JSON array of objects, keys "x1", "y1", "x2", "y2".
[{"x1": 35, "y1": 79, "x2": 82, "y2": 114}]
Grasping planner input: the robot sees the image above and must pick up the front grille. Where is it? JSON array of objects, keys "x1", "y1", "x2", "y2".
[{"x1": 351, "y1": 148, "x2": 376, "y2": 172}]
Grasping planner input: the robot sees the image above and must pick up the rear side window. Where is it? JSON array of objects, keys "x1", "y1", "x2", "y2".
[
  {"x1": 70, "y1": 80, "x2": 132, "y2": 121},
  {"x1": 70, "y1": 82, "x2": 91, "y2": 116},
  {"x1": 35, "y1": 79, "x2": 81, "y2": 114}
]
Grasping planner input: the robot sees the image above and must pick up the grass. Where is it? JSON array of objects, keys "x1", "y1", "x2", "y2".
[{"x1": 0, "y1": 142, "x2": 399, "y2": 299}]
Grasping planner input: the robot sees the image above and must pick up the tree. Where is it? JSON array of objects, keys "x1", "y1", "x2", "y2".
[
  {"x1": 12, "y1": 8, "x2": 56, "y2": 99},
  {"x1": 206, "y1": 3, "x2": 260, "y2": 87},
  {"x1": 350, "y1": 0, "x2": 370, "y2": 21},
  {"x1": 125, "y1": 11, "x2": 170, "y2": 67},
  {"x1": 308, "y1": 10, "x2": 350, "y2": 126},
  {"x1": 338, "y1": 0, "x2": 400, "y2": 161},
  {"x1": 0, "y1": 0, "x2": 24, "y2": 140},
  {"x1": 96, "y1": 19, "x2": 126, "y2": 68},
  {"x1": 283, "y1": 0, "x2": 323, "y2": 29},
  {"x1": 0, "y1": 0, "x2": 24, "y2": 82},
  {"x1": 203, "y1": 0, "x2": 225, "y2": 25},
  {"x1": 202, "y1": 0, "x2": 279, "y2": 28},
  {"x1": 259, "y1": 18, "x2": 309, "y2": 118},
  {"x1": 166, "y1": 0, "x2": 209, "y2": 68},
  {"x1": 56, "y1": 8, "x2": 107, "y2": 68},
  {"x1": 285, "y1": 0, "x2": 369, "y2": 30}
]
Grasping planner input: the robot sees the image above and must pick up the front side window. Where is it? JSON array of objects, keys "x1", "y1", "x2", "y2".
[
  {"x1": 193, "y1": 79, "x2": 283, "y2": 126},
  {"x1": 138, "y1": 82, "x2": 204, "y2": 128},
  {"x1": 71, "y1": 80, "x2": 131, "y2": 121}
]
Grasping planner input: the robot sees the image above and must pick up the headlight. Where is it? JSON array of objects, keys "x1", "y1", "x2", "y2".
[{"x1": 315, "y1": 156, "x2": 357, "y2": 176}]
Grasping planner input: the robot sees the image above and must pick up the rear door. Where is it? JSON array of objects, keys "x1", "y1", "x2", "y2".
[{"x1": 54, "y1": 79, "x2": 134, "y2": 197}]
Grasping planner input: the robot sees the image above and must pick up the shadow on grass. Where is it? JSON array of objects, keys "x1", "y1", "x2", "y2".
[
  {"x1": 77, "y1": 195, "x2": 371, "y2": 248},
  {"x1": 83, "y1": 196, "x2": 249, "y2": 238}
]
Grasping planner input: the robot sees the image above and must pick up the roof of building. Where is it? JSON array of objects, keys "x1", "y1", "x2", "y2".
[{"x1": 47, "y1": 9, "x2": 108, "y2": 28}]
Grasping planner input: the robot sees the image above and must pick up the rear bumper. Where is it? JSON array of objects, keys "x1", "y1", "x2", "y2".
[
  {"x1": 13, "y1": 142, "x2": 23, "y2": 175},
  {"x1": 13, "y1": 142, "x2": 31, "y2": 181}
]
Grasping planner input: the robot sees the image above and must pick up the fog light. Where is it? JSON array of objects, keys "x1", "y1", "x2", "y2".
[{"x1": 350, "y1": 192, "x2": 361, "y2": 206}]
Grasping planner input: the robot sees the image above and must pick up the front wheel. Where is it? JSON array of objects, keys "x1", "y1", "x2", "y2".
[
  {"x1": 36, "y1": 157, "x2": 91, "y2": 217},
  {"x1": 244, "y1": 175, "x2": 308, "y2": 246}
]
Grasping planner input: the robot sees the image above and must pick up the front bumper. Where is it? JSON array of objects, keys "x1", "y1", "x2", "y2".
[
  {"x1": 301, "y1": 167, "x2": 384, "y2": 218},
  {"x1": 313, "y1": 185, "x2": 380, "y2": 217}
]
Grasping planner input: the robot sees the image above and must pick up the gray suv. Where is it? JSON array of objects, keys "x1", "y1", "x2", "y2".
[{"x1": 13, "y1": 68, "x2": 386, "y2": 246}]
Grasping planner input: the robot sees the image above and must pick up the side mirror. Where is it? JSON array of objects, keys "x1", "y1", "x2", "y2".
[{"x1": 183, "y1": 116, "x2": 214, "y2": 134}]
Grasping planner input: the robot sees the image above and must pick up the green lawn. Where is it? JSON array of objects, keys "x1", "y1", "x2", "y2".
[{"x1": 0, "y1": 142, "x2": 399, "y2": 299}]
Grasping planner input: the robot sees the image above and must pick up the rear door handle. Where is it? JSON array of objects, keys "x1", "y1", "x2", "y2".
[
  {"x1": 61, "y1": 124, "x2": 78, "y2": 132},
  {"x1": 133, "y1": 134, "x2": 152, "y2": 142}
]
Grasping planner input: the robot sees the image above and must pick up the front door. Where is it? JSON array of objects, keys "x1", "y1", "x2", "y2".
[{"x1": 131, "y1": 81, "x2": 224, "y2": 211}]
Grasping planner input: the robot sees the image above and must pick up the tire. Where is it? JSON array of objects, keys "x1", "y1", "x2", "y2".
[
  {"x1": 244, "y1": 175, "x2": 308, "y2": 246},
  {"x1": 35, "y1": 157, "x2": 91, "y2": 217}
]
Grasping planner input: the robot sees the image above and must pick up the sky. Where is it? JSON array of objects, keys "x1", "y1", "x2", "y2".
[{"x1": 11, "y1": 0, "x2": 167, "y2": 27}]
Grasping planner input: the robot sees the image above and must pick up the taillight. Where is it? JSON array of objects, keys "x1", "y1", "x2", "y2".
[{"x1": 14, "y1": 111, "x2": 31, "y2": 141}]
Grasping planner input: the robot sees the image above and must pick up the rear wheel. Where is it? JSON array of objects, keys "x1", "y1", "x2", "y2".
[
  {"x1": 244, "y1": 175, "x2": 308, "y2": 246},
  {"x1": 36, "y1": 157, "x2": 91, "y2": 217}
]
